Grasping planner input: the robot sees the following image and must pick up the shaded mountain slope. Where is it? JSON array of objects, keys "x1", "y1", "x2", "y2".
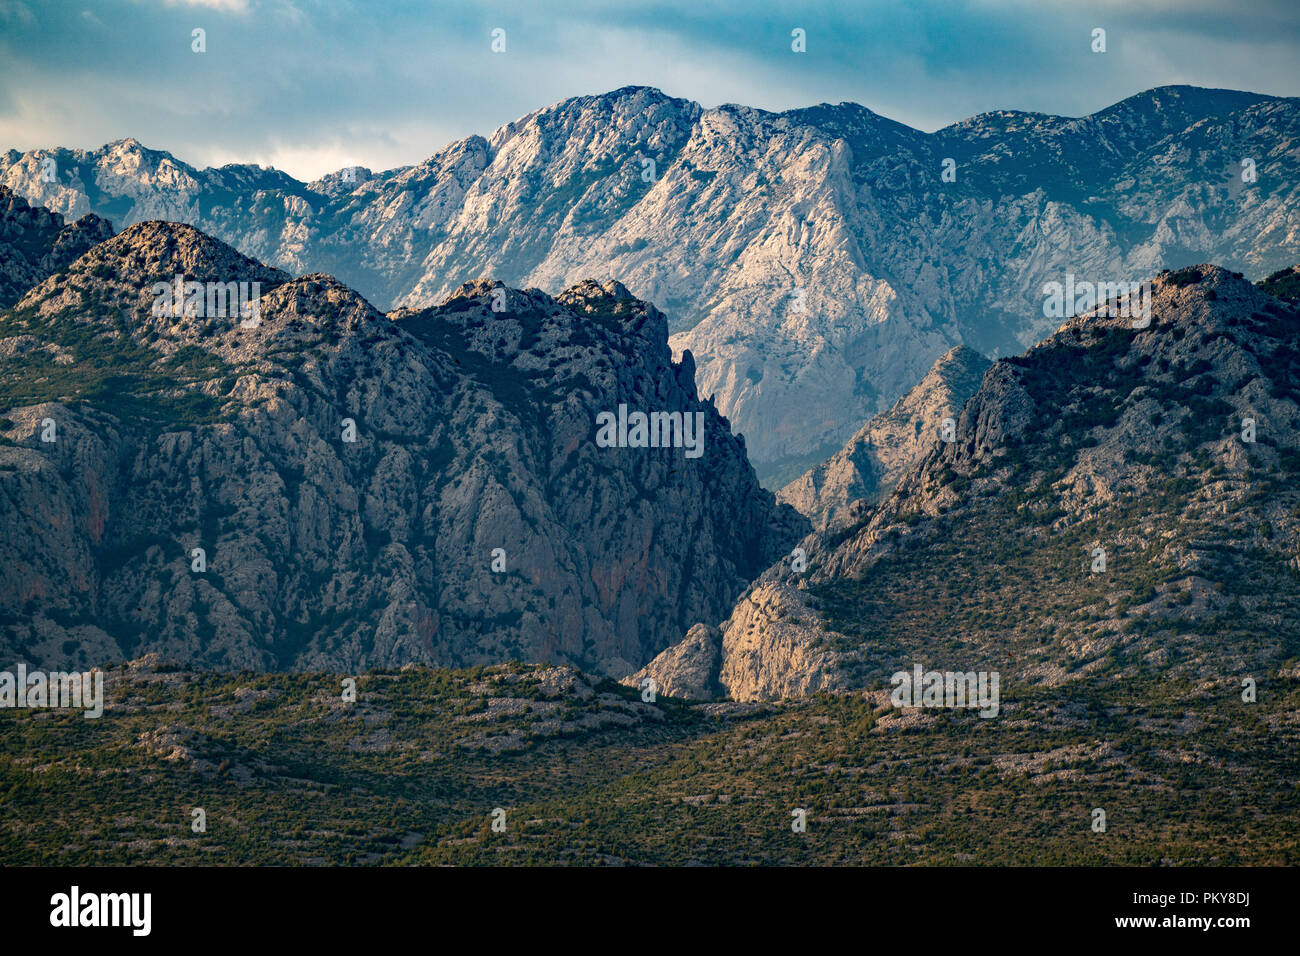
[
  {"x1": 0, "y1": 221, "x2": 803, "y2": 673},
  {"x1": 778, "y1": 345, "x2": 990, "y2": 529},
  {"x1": 633, "y1": 265, "x2": 1300, "y2": 701}
]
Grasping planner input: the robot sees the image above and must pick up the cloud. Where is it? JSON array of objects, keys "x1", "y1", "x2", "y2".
[
  {"x1": 0, "y1": 0, "x2": 1296, "y2": 180},
  {"x1": 0, "y1": 0, "x2": 36, "y2": 26},
  {"x1": 157, "y1": 0, "x2": 251, "y2": 12}
]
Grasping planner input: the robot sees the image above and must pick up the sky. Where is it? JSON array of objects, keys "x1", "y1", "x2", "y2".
[{"x1": 1, "y1": 0, "x2": 1297, "y2": 181}]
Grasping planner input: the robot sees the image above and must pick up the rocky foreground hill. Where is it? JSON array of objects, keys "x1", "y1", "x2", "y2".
[
  {"x1": 0, "y1": 219, "x2": 803, "y2": 674},
  {"x1": 631, "y1": 265, "x2": 1300, "y2": 701},
  {"x1": 6, "y1": 85, "x2": 1299, "y2": 479}
]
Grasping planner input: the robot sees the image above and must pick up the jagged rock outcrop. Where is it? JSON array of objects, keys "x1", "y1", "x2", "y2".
[
  {"x1": 0, "y1": 185, "x2": 113, "y2": 307},
  {"x1": 0, "y1": 221, "x2": 805, "y2": 673},
  {"x1": 778, "y1": 345, "x2": 990, "y2": 529},
  {"x1": 814, "y1": 265, "x2": 1300, "y2": 581},
  {"x1": 625, "y1": 623, "x2": 721, "y2": 700},
  {"x1": 626, "y1": 581, "x2": 855, "y2": 702},
  {"x1": 641, "y1": 264, "x2": 1300, "y2": 699},
  {"x1": 713, "y1": 583, "x2": 858, "y2": 701},
  {"x1": 6, "y1": 86, "x2": 1299, "y2": 477}
]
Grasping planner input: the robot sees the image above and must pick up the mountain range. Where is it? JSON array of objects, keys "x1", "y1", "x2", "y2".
[
  {"x1": 0, "y1": 209, "x2": 802, "y2": 675},
  {"x1": 6, "y1": 84, "x2": 1299, "y2": 483},
  {"x1": 3, "y1": 130, "x2": 1299, "y2": 866},
  {"x1": 633, "y1": 263, "x2": 1300, "y2": 701}
]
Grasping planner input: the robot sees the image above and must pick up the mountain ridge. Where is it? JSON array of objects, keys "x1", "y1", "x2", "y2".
[
  {"x1": 5, "y1": 83, "x2": 1299, "y2": 479},
  {"x1": 630, "y1": 263, "x2": 1300, "y2": 701},
  {"x1": 0, "y1": 214, "x2": 804, "y2": 674}
]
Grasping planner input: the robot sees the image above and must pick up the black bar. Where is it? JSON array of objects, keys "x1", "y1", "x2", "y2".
[{"x1": 7, "y1": 865, "x2": 1280, "y2": 942}]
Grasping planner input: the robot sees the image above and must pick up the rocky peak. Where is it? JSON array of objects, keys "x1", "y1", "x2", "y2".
[
  {"x1": 557, "y1": 277, "x2": 635, "y2": 308},
  {"x1": 309, "y1": 165, "x2": 376, "y2": 198},
  {"x1": 0, "y1": 186, "x2": 116, "y2": 307},
  {"x1": 1, "y1": 221, "x2": 805, "y2": 675},
  {"x1": 49, "y1": 212, "x2": 114, "y2": 257},
  {"x1": 10, "y1": 221, "x2": 288, "y2": 353},
  {"x1": 257, "y1": 273, "x2": 386, "y2": 331},
  {"x1": 778, "y1": 344, "x2": 991, "y2": 529},
  {"x1": 67, "y1": 220, "x2": 287, "y2": 287}
]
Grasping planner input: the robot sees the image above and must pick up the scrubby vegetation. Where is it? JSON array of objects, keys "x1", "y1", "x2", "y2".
[
  {"x1": 1, "y1": 659, "x2": 1295, "y2": 865},
  {"x1": 0, "y1": 300, "x2": 234, "y2": 426}
]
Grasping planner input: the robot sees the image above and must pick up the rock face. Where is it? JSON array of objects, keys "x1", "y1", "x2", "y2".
[
  {"x1": 640, "y1": 264, "x2": 1300, "y2": 699},
  {"x1": 0, "y1": 219, "x2": 805, "y2": 673},
  {"x1": 626, "y1": 581, "x2": 854, "y2": 702},
  {"x1": 0, "y1": 186, "x2": 114, "y2": 307},
  {"x1": 778, "y1": 345, "x2": 990, "y2": 529},
  {"x1": 625, "y1": 623, "x2": 721, "y2": 701},
  {"x1": 6, "y1": 86, "x2": 1299, "y2": 478}
]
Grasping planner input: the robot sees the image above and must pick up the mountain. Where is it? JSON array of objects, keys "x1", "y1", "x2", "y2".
[
  {"x1": 631, "y1": 264, "x2": 1300, "y2": 701},
  {"x1": 0, "y1": 217, "x2": 804, "y2": 674},
  {"x1": 6, "y1": 85, "x2": 1299, "y2": 480},
  {"x1": 0, "y1": 185, "x2": 113, "y2": 308},
  {"x1": 778, "y1": 345, "x2": 990, "y2": 529}
]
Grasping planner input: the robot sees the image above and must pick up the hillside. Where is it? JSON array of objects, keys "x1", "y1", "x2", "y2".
[
  {"x1": 1, "y1": 654, "x2": 1294, "y2": 865},
  {"x1": 0, "y1": 219, "x2": 803, "y2": 674},
  {"x1": 633, "y1": 265, "x2": 1300, "y2": 703}
]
